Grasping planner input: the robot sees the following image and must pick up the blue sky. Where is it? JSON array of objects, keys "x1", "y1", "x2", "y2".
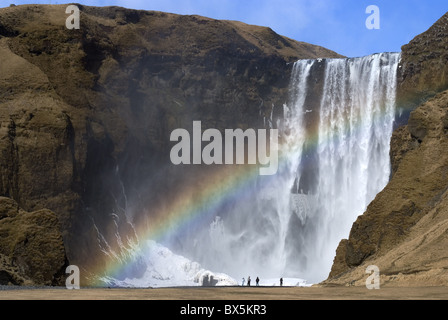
[{"x1": 5, "y1": 0, "x2": 448, "y2": 57}]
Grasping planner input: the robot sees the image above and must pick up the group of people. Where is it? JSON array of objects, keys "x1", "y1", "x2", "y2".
[
  {"x1": 241, "y1": 277, "x2": 284, "y2": 287},
  {"x1": 241, "y1": 277, "x2": 255, "y2": 286}
]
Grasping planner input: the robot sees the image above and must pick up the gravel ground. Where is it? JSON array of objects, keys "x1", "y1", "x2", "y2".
[
  {"x1": 0, "y1": 286, "x2": 448, "y2": 300},
  {"x1": 0, "y1": 285, "x2": 66, "y2": 291}
]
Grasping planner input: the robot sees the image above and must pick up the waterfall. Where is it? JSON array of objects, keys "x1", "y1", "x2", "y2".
[
  {"x1": 99, "y1": 52, "x2": 401, "y2": 287},
  {"x1": 168, "y1": 52, "x2": 401, "y2": 284},
  {"x1": 170, "y1": 52, "x2": 400, "y2": 285},
  {"x1": 283, "y1": 52, "x2": 401, "y2": 282}
]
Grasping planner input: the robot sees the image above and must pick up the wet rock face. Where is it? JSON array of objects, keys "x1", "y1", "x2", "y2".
[{"x1": 0, "y1": 4, "x2": 343, "y2": 281}]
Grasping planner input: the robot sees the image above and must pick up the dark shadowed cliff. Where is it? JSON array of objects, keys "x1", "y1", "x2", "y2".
[{"x1": 0, "y1": 4, "x2": 342, "y2": 285}]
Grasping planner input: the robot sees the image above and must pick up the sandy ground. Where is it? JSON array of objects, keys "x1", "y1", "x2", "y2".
[{"x1": 0, "y1": 286, "x2": 447, "y2": 300}]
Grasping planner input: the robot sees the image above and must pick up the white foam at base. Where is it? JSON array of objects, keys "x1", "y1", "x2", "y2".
[
  {"x1": 100, "y1": 241, "x2": 238, "y2": 288},
  {"x1": 99, "y1": 241, "x2": 311, "y2": 288}
]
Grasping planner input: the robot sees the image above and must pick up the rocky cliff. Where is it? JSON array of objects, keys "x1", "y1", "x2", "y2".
[
  {"x1": 0, "y1": 4, "x2": 342, "y2": 285},
  {"x1": 396, "y1": 11, "x2": 448, "y2": 121},
  {"x1": 324, "y1": 13, "x2": 448, "y2": 287}
]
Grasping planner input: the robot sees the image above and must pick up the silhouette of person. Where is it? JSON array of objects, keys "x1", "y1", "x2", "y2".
[
  {"x1": 256, "y1": 277, "x2": 260, "y2": 286},
  {"x1": 280, "y1": 278, "x2": 283, "y2": 287},
  {"x1": 247, "y1": 276, "x2": 251, "y2": 286}
]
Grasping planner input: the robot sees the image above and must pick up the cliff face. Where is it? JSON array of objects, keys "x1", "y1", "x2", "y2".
[
  {"x1": 325, "y1": 14, "x2": 448, "y2": 286},
  {"x1": 397, "y1": 11, "x2": 448, "y2": 118},
  {"x1": 0, "y1": 4, "x2": 342, "y2": 284}
]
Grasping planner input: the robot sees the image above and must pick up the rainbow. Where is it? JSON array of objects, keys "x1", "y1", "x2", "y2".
[
  {"x1": 90, "y1": 150, "x2": 289, "y2": 285},
  {"x1": 89, "y1": 115, "x2": 372, "y2": 285},
  {"x1": 89, "y1": 54, "x2": 418, "y2": 286}
]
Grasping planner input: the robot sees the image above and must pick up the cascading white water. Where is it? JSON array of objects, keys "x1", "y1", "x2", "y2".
[
  {"x1": 293, "y1": 53, "x2": 401, "y2": 282},
  {"x1": 99, "y1": 52, "x2": 400, "y2": 287},
  {"x1": 170, "y1": 52, "x2": 400, "y2": 285}
]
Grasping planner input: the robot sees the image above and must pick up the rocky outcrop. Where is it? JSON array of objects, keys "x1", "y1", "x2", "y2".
[
  {"x1": 0, "y1": 197, "x2": 67, "y2": 286},
  {"x1": 0, "y1": 4, "x2": 342, "y2": 283},
  {"x1": 324, "y1": 89, "x2": 448, "y2": 287},
  {"x1": 397, "y1": 11, "x2": 448, "y2": 117}
]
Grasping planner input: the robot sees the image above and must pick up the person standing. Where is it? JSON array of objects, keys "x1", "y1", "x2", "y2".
[
  {"x1": 280, "y1": 278, "x2": 283, "y2": 287},
  {"x1": 256, "y1": 277, "x2": 260, "y2": 286},
  {"x1": 247, "y1": 276, "x2": 251, "y2": 286},
  {"x1": 242, "y1": 278, "x2": 245, "y2": 286}
]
